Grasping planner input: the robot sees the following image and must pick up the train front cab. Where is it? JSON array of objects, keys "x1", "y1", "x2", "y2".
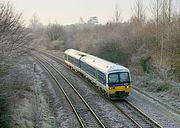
[{"x1": 106, "y1": 72, "x2": 132, "y2": 100}]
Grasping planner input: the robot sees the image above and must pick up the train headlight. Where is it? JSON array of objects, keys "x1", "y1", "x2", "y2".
[
  {"x1": 125, "y1": 85, "x2": 129, "y2": 88},
  {"x1": 109, "y1": 87, "x2": 115, "y2": 90}
]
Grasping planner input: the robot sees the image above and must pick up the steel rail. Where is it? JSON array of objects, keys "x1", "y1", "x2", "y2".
[
  {"x1": 124, "y1": 100, "x2": 163, "y2": 128},
  {"x1": 33, "y1": 55, "x2": 85, "y2": 128},
  {"x1": 33, "y1": 54, "x2": 106, "y2": 128},
  {"x1": 33, "y1": 50, "x2": 163, "y2": 128},
  {"x1": 33, "y1": 51, "x2": 144, "y2": 127},
  {"x1": 110, "y1": 100, "x2": 163, "y2": 128}
]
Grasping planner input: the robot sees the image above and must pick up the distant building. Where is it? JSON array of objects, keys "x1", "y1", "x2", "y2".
[{"x1": 87, "y1": 16, "x2": 98, "y2": 24}]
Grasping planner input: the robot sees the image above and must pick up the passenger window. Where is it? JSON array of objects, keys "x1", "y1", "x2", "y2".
[{"x1": 65, "y1": 54, "x2": 67, "y2": 60}]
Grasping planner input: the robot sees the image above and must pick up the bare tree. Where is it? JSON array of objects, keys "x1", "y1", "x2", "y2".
[
  {"x1": 150, "y1": 0, "x2": 162, "y2": 65},
  {"x1": 132, "y1": 0, "x2": 146, "y2": 25},
  {"x1": 79, "y1": 17, "x2": 85, "y2": 24},
  {"x1": 46, "y1": 23, "x2": 66, "y2": 41},
  {"x1": 113, "y1": 3, "x2": 122, "y2": 22},
  {"x1": 130, "y1": 0, "x2": 146, "y2": 50},
  {"x1": 159, "y1": 0, "x2": 172, "y2": 67},
  {"x1": 0, "y1": 0, "x2": 31, "y2": 61},
  {"x1": 151, "y1": 0, "x2": 161, "y2": 41},
  {"x1": 29, "y1": 13, "x2": 43, "y2": 31},
  {"x1": 150, "y1": 0, "x2": 171, "y2": 67},
  {"x1": 44, "y1": 23, "x2": 67, "y2": 50}
]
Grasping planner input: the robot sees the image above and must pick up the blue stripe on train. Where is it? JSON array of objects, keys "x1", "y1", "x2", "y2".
[{"x1": 108, "y1": 83, "x2": 129, "y2": 86}]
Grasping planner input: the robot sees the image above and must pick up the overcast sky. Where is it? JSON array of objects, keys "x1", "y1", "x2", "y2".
[{"x1": 13, "y1": 0, "x2": 179, "y2": 25}]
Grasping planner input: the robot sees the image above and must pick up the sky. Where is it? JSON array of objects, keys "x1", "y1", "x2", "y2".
[
  {"x1": 13, "y1": 0, "x2": 179, "y2": 25},
  {"x1": 13, "y1": 0, "x2": 135, "y2": 25}
]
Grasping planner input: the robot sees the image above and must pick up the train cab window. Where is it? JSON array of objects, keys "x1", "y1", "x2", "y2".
[
  {"x1": 108, "y1": 72, "x2": 130, "y2": 84},
  {"x1": 108, "y1": 73, "x2": 119, "y2": 83},
  {"x1": 119, "y1": 72, "x2": 129, "y2": 83}
]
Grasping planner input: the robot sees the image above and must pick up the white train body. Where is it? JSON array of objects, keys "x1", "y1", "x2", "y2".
[{"x1": 64, "y1": 49, "x2": 132, "y2": 99}]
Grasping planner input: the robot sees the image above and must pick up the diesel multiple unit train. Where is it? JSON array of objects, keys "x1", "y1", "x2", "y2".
[{"x1": 64, "y1": 49, "x2": 132, "y2": 99}]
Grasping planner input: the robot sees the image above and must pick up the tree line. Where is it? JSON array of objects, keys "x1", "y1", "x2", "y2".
[
  {"x1": 0, "y1": 0, "x2": 32, "y2": 77},
  {"x1": 30, "y1": 0, "x2": 179, "y2": 82},
  {"x1": 0, "y1": 0, "x2": 179, "y2": 81}
]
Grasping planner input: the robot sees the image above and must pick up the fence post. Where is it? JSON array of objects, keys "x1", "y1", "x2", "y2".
[{"x1": 34, "y1": 63, "x2": 36, "y2": 72}]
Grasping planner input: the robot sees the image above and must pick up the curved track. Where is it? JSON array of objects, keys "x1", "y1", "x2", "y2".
[
  {"x1": 33, "y1": 50, "x2": 163, "y2": 128},
  {"x1": 33, "y1": 54, "x2": 106, "y2": 128},
  {"x1": 112, "y1": 100, "x2": 162, "y2": 128}
]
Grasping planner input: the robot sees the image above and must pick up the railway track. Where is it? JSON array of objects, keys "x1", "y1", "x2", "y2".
[
  {"x1": 112, "y1": 100, "x2": 162, "y2": 128},
  {"x1": 33, "y1": 54, "x2": 106, "y2": 128},
  {"x1": 33, "y1": 50, "x2": 163, "y2": 128}
]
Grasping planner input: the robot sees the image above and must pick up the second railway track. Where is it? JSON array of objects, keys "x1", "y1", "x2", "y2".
[
  {"x1": 112, "y1": 100, "x2": 162, "y2": 128},
  {"x1": 33, "y1": 54, "x2": 106, "y2": 128},
  {"x1": 33, "y1": 50, "x2": 163, "y2": 128}
]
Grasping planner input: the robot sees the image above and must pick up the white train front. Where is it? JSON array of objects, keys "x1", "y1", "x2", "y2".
[{"x1": 64, "y1": 49, "x2": 132, "y2": 99}]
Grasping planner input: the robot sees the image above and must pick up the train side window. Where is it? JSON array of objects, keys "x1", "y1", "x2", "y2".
[
  {"x1": 87, "y1": 64, "x2": 96, "y2": 78},
  {"x1": 81, "y1": 62, "x2": 86, "y2": 71},
  {"x1": 98, "y1": 71, "x2": 106, "y2": 85},
  {"x1": 68, "y1": 56, "x2": 72, "y2": 63},
  {"x1": 68, "y1": 56, "x2": 71, "y2": 62},
  {"x1": 64, "y1": 54, "x2": 67, "y2": 60},
  {"x1": 74, "y1": 58, "x2": 79, "y2": 67},
  {"x1": 70, "y1": 56, "x2": 73, "y2": 63}
]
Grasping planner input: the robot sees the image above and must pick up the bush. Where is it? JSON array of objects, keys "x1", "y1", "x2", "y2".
[
  {"x1": 139, "y1": 56, "x2": 151, "y2": 73},
  {"x1": 0, "y1": 63, "x2": 9, "y2": 76},
  {"x1": 156, "y1": 82, "x2": 171, "y2": 92},
  {"x1": 174, "y1": 49, "x2": 180, "y2": 82},
  {"x1": 133, "y1": 74, "x2": 172, "y2": 92},
  {"x1": 0, "y1": 96, "x2": 11, "y2": 128},
  {"x1": 46, "y1": 40, "x2": 65, "y2": 50},
  {"x1": 95, "y1": 39, "x2": 131, "y2": 67}
]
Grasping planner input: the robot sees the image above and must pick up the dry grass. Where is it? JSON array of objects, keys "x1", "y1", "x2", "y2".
[{"x1": 0, "y1": 57, "x2": 34, "y2": 128}]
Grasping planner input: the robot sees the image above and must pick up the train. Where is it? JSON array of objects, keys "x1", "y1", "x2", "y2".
[{"x1": 64, "y1": 49, "x2": 132, "y2": 100}]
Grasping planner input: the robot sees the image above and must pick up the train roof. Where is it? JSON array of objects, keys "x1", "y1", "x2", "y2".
[
  {"x1": 81, "y1": 54, "x2": 129, "y2": 74},
  {"x1": 64, "y1": 49, "x2": 129, "y2": 74},
  {"x1": 64, "y1": 49, "x2": 88, "y2": 59}
]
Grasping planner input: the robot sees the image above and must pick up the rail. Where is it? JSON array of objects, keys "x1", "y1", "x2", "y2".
[{"x1": 33, "y1": 54, "x2": 106, "y2": 128}]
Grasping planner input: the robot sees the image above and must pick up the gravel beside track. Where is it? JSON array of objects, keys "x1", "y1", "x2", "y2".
[
  {"x1": 114, "y1": 100, "x2": 162, "y2": 128},
  {"x1": 42, "y1": 50, "x2": 180, "y2": 128},
  {"x1": 33, "y1": 56, "x2": 81, "y2": 128},
  {"x1": 33, "y1": 52, "x2": 136, "y2": 127},
  {"x1": 34, "y1": 55, "x2": 106, "y2": 128},
  {"x1": 127, "y1": 89, "x2": 180, "y2": 128}
]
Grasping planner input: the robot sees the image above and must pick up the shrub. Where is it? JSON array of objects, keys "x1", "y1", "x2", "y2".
[
  {"x1": 0, "y1": 96, "x2": 11, "y2": 128},
  {"x1": 156, "y1": 82, "x2": 171, "y2": 92},
  {"x1": 174, "y1": 54, "x2": 180, "y2": 82},
  {"x1": 0, "y1": 63, "x2": 9, "y2": 76},
  {"x1": 139, "y1": 56, "x2": 151, "y2": 73},
  {"x1": 96, "y1": 39, "x2": 131, "y2": 67}
]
